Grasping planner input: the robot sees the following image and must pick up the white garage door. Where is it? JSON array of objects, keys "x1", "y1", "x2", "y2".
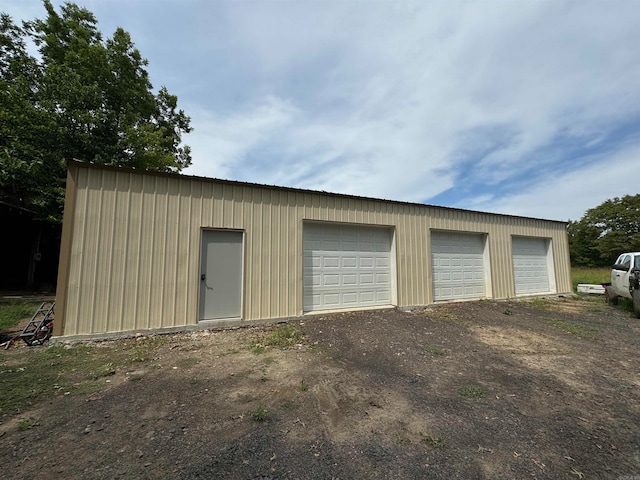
[
  {"x1": 304, "y1": 223, "x2": 393, "y2": 312},
  {"x1": 512, "y1": 237, "x2": 551, "y2": 295},
  {"x1": 431, "y1": 231, "x2": 487, "y2": 301}
]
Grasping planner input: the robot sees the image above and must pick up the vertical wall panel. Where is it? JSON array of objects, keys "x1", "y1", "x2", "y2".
[{"x1": 59, "y1": 163, "x2": 573, "y2": 336}]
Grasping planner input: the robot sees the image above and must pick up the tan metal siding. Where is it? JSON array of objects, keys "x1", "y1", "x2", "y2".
[{"x1": 58, "y1": 163, "x2": 572, "y2": 336}]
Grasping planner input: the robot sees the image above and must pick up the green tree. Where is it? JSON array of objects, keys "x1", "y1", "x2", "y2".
[
  {"x1": 0, "y1": 1, "x2": 192, "y2": 221},
  {"x1": 568, "y1": 194, "x2": 640, "y2": 266}
]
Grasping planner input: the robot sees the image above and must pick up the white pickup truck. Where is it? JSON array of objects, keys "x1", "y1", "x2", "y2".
[{"x1": 605, "y1": 252, "x2": 640, "y2": 318}]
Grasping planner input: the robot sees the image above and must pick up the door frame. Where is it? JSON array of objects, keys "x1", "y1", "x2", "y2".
[{"x1": 197, "y1": 228, "x2": 245, "y2": 323}]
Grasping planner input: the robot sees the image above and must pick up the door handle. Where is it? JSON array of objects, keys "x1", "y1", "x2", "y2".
[{"x1": 201, "y1": 273, "x2": 206, "y2": 281}]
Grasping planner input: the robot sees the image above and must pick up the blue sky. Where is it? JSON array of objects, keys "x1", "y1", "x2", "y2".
[{"x1": 5, "y1": 0, "x2": 640, "y2": 221}]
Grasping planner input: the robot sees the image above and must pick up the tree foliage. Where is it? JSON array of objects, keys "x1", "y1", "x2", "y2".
[
  {"x1": 0, "y1": 1, "x2": 192, "y2": 221},
  {"x1": 568, "y1": 194, "x2": 640, "y2": 267}
]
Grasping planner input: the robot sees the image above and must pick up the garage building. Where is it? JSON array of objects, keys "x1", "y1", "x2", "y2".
[{"x1": 54, "y1": 161, "x2": 572, "y2": 339}]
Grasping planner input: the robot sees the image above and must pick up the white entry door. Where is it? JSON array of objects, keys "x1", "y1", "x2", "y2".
[{"x1": 199, "y1": 230, "x2": 243, "y2": 321}]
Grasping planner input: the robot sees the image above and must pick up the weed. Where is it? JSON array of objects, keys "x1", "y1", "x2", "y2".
[
  {"x1": 585, "y1": 305, "x2": 605, "y2": 312},
  {"x1": 546, "y1": 318, "x2": 597, "y2": 338},
  {"x1": 238, "y1": 393, "x2": 254, "y2": 403},
  {"x1": 619, "y1": 298, "x2": 635, "y2": 314},
  {"x1": 265, "y1": 324, "x2": 304, "y2": 348},
  {"x1": 279, "y1": 400, "x2": 298, "y2": 412},
  {"x1": 89, "y1": 362, "x2": 116, "y2": 380},
  {"x1": 71, "y1": 382, "x2": 105, "y2": 396},
  {"x1": 250, "y1": 406, "x2": 268, "y2": 421},
  {"x1": 176, "y1": 357, "x2": 199, "y2": 369},
  {"x1": 424, "y1": 345, "x2": 445, "y2": 356},
  {"x1": 439, "y1": 311, "x2": 472, "y2": 326},
  {"x1": 503, "y1": 308, "x2": 512, "y2": 315},
  {"x1": 458, "y1": 385, "x2": 487, "y2": 399},
  {"x1": 249, "y1": 324, "x2": 305, "y2": 353},
  {"x1": 300, "y1": 378, "x2": 309, "y2": 391},
  {"x1": 130, "y1": 346, "x2": 150, "y2": 363},
  {"x1": 17, "y1": 418, "x2": 32, "y2": 431},
  {"x1": 263, "y1": 356, "x2": 275, "y2": 365},
  {"x1": 422, "y1": 434, "x2": 447, "y2": 448},
  {"x1": 126, "y1": 336, "x2": 170, "y2": 363},
  {"x1": 528, "y1": 298, "x2": 552, "y2": 309}
]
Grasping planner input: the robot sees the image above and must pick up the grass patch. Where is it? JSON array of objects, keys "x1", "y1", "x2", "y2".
[
  {"x1": 424, "y1": 345, "x2": 445, "y2": 356},
  {"x1": 546, "y1": 318, "x2": 598, "y2": 338},
  {"x1": 438, "y1": 310, "x2": 472, "y2": 326},
  {"x1": 528, "y1": 298, "x2": 552, "y2": 309},
  {"x1": 571, "y1": 267, "x2": 610, "y2": 292},
  {"x1": 176, "y1": 357, "x2": 199, "y2": 369},
  {"x1": 250, "y1": 324, "x2": 305, "y2": 353},
  {"x1": 0, "y1": 336, "x2": 170, "y2": 417},
  {"x1": 89, "y1": 362, "x2": 116, "y2": 380},
  {"x1": 422, "y1": 433, "x2": 447, "y2": 448},
  {"x1": 17, "y1": 418, "x2": 33, "y2": 431},
  {"x1": 0, "y1": 345, "x2": 99, "y2": 415},
  {"x1": 458, "y1": 385, "x2": 487, "y2": 399},
  {"x1": 126, "y1": 335, "x2": 169, "y2": 363},
  {"x1": 265, "y1": 324, "x2": 304, "y2": 348},
  {"x1": 237, "y1": 393, "x2": 255, "y2": 403},
  {"x1": 0, "y1": 301, "x2": 41, "y2": 331},
  {"x1": 619, "y1": 297, "x2": 635, "y2": 314}
]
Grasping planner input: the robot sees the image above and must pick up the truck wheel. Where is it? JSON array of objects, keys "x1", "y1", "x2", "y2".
[
  {"x1": 605, "y1": 286, "x2": 618, "y2": 306},
  {"x1": 633, "y1": 289, "x2": 640, "y2": 319}
]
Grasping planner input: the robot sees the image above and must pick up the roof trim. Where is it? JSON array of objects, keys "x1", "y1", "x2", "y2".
[{"x1": 67, "y1": 159, "x2": 568, "y2": 225}]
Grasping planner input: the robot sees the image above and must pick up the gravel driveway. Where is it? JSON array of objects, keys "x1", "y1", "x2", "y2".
[{"x1": 2, "y1": 296, "x2": 639, "y2": 479}]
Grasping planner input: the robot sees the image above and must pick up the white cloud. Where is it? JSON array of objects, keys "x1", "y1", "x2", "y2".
[
  {"x1": 185, "y1": 96, "x2": 297, "y2": 179},
  {"x1": 4, "y1": 0, "x2": 640, "y2": 220},
  {"x1": 466, "y1": 140, "x2": 640, "y2": 221}
]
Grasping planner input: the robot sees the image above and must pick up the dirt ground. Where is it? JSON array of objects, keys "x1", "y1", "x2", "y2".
[{"x1": 1, "y1": 296, "x2": 640, "y2": 479}]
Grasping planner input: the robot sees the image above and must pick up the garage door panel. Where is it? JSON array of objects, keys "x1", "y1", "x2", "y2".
[
  {"x1": 375, "y1": 257, "x2": 389, "y2": 268},
  {"x1": 376, "y1": 290, "x2": 391, "y2": 302},
  {"x1": 342, "y1": 257, "x2": 357, "y2": 268},
  {"x1": 359, "y1": 273, "x2": 374, "y2": 284},
  {"x1": 341, "y1": 274, "x2": 356, "y2": 285},
  {"x1": 323, "y1": 257, "x2": 339, "y2": 268},
  {"x1": 303, "y1": 273, "x2": 320, "y2": 286},
  {"x1": 342, "y1": 293, "x2": 358, "y2": 304},
  {"x1": 432, "y1": 231, "x2": 487, "y2": 301},
  {"x1": 304, "y1": 223, "x2": 393, "y2": 312},
  {"x1": 512, "y1": 237, "x2": 551, "y2": 295},
  {"x1": 359, "y1": 292, "x2": 374, "y2": 303}
]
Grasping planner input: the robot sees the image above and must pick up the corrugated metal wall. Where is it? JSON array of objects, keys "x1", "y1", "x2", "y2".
[{"x1": 55, "y1": 162, "x2": 572, "y2": 337}]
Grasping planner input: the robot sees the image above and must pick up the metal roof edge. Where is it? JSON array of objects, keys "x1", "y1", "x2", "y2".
[{"x1": 66, "y1": 159, "x2": 569, "y2": 226}]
